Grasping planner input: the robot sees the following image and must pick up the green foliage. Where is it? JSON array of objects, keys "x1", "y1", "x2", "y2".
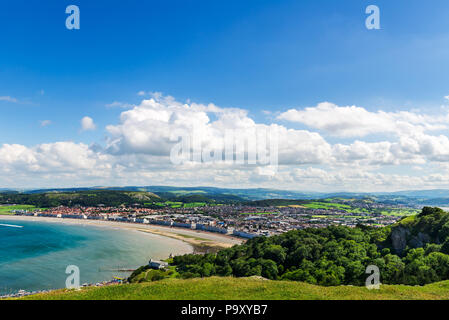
[
  {"x1": 420, "y1": 207, "x2": 445, "y2": 217},
  {"x1": 170, "y1": 207, "x2": 449, "y2": 287},
  {"x1": 0, "y1": 191, "x2": 162, "y2": 208},
  {"x1": 0, "y1": 205, "x2": 43, "y2": 215},
  {"x1": 128, "y1": 266, "x2": 175, "y2": 283}
]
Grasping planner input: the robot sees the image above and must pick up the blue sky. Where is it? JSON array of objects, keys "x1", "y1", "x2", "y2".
[{"x1": 2, "y1": 0, "x2": 449, "y2": 190}]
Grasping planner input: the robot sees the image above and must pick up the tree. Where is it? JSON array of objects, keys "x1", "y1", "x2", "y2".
[
  {"x1": 426, "y1": 252, "x2": 449, "y2": 279},
  {"x1": 425, "y1": 243, "x2": 442, "y2": 255},
  {"x1": 231, "y1": 258, "x2": 251, "y2": 277},
  {"x1": 383, "y1": 254, "x2": 405, "y2": 284},
  {"x1": 216, "y1": 264, "x2": 232, "y2": 276},
  {"x1": 420, "y1": 207, "x2": 445, "y2": 217},
  {"x1": 258, "y1": 259, "x2": 278, "y2": 280},
  {"x1": 263, "y1": 245, "x2": 286, "y2": 264},
  {"x1": 282, "y1": 269, "x2": 317, "y2": 284},
  {"x1": 441, "y1": 239, "x2": 449, "y2": 255},
  {"x1": 201, "y1": 263, "x2": 215, "y2": 277}
]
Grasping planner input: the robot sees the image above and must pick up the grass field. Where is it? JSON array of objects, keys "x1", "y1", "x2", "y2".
[
  {"x1": 303, "y1": 202, "x2": 352, "y2": 210},
  {"x1": 13, "y1": 277, "x2": 449, "y2": 300},
  {"x1": 153, "y1": 201, "x2": 208, "y2": 208},
  {"x1": 0, "y1": 205, "x2": 41, "y2": 215},
  {"x1": 303, "y1": 201, "x2": 419, "y2": 217},
  {"x1": 379, "y1": 209, "x2": 419, "y2": 216},
  {"x1": 182, "y1": 202, "x2": 208, "y2": 208}
]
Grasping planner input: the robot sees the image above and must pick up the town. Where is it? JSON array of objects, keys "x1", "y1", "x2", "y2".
[{"x1": 9, "y1": 198, "x2": 415, "y2": 240}]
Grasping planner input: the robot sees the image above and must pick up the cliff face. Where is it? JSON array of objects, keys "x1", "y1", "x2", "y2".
[
  {"x1": 390, "y1": 226, "x2": 410, "y2": 254},
  {"x1": 389, "y1": 211, "x2": 444, "y2": 255},
  {"x1": 391, "y1": 227, "x2": 433, "y2": 254},
  {"x1": 409, "y1": 232, "x2": 431, "y2": 248}
]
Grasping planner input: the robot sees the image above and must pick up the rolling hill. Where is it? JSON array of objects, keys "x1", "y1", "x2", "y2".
[{"x1": 15, "y1": 277, "x2": 449, "y2": 300}]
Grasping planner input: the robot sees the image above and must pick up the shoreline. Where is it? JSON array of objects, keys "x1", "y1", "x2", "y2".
[
  {"x1": 0, "y1": 214, "x2": 244, "y2": 298},
  {"x1": 0, "y1": 215, "x2": 244, "y2": 253}
]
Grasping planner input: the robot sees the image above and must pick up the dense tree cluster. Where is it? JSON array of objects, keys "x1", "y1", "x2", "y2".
[
  {"x1": 0, "y1": 191, "x2": 162, "y2": 208},
  {"x1": 172, "y1": 208, "x2": 449, "y2": 286},
  {"x1": 0, "y1": 190, "x2": 242, "y2": 208}
]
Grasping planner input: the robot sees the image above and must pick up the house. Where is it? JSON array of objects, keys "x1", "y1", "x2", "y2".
[{"x1": 148, "y1": 259, "x2": 169, "y2": 270}]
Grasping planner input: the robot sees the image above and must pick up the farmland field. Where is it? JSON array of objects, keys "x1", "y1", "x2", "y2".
[
  {"x1": 153, "y1": 201, "x2": 208, "y2": 208},
  {"x1": 303, "y1": 200, "x2": 419, "y2": 217},
  {"x1": 303, "y1": 202, "x2": 351, "y2": 210},
  {"x1": 0, "y1": 205, "x2": 42, "y2": 215}
]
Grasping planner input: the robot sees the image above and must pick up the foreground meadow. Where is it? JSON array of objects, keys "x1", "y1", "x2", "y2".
[{"x1": 13, "y1": 277, "x2": 449, "y2": 300}]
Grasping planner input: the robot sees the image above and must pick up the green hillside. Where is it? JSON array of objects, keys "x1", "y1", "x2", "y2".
[
  {"x1": 0, "y1": 190, "x2": 162, "y2": 208},
  {"x1": 160, "y1": 207, "x2": 449, "y2": 287},
  {"x1": 15, "y1": 277, "x2": 449, "y2": 300},
  {"x1": 0, "y1": 205, "x2": 43, "y2": 215}
]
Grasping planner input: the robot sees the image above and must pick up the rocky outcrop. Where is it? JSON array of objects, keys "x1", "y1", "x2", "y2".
[
  {"x1": 390, "y1": 226, "x2": 410, "y2": 254},
  {"x1": 409, "y1": 232, "x2": 431, "y2": 249},
  {"x1": 391, "y1": 227, "x2": 432, "y2": 254}
]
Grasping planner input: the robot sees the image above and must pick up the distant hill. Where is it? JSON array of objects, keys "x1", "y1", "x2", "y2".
[
  {"x1": 384, "y1": 189, "x2": 449, "y2": 199},
  {"x1": 5, "y1": 186, "x2": 449, "y2": 206},
  {"x1": 243, "y1": 199, "x2": 309, "y2": 207},
  {"x1": 0, "y1": 190, "x2": 162, "y2": 208},
  {"x1": 1, "y1": 186, "x2": 323, "y2": 200}
]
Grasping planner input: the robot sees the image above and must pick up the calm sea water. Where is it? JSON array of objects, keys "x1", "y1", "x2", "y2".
[{"x1": 0, "y1": 219, "x2": 192, "y2": 295}]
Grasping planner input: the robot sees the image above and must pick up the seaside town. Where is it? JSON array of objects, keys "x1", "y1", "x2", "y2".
[
  {"x1": 0, "y1": 193, "x2": 430, "y2": 298},
  {"x1": 8, "y1": 201, "x2": 411, "y2": 240}
]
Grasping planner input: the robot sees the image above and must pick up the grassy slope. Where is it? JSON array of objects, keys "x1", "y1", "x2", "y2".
[
  {"x1": 16, "y1": 277, "x2": 449, "y2": 300},
  {"x1": 0, "y1": 205, "x2": 39, "y2": 215}
]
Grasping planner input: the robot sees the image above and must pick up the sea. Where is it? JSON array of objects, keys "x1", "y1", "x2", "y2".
[{"x1": 0, "y1": 218, "x2": 192, "y2": 295}]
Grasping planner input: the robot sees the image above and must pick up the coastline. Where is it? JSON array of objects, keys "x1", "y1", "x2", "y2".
[
  {"x1": 0, "y1": 215, "x2": 210, "y2": 300},
  {"x1": 0, "y1": 215, "x2": 244, "y2": 253}
]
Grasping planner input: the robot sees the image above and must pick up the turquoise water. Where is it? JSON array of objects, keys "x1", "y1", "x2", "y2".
[{"x1": 0, "y1": 218, "x2": 191, "y2": 295}]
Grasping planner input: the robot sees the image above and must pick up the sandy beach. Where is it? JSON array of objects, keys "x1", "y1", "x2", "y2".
[{"x1": 0, "y1": 215, "x2": 244, "y2": 252}]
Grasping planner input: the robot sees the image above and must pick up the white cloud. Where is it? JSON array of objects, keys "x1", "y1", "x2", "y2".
[
  {"x1": 3, "y1": 95, "x2": 449, "y2": 191},
  {"x1": 106, "y1": 101, "x2": 133, "y2": 109},
  {"x1": 80, "y1": 116, "x2": 97, "y2": 132},
  {"x1": 104, "y1": 95, "x2": 332, "y2": 166},
  {"x1": 40, "y1": 120, "x2": 52, "y2": 127},
  {"x1": 0, "y1": 96, "x2": 18, "y2": 103},
  {"x1": 277, "y1": 102, "x2": 448, "y2": 138}
]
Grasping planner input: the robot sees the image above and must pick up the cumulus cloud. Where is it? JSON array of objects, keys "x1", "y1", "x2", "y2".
[
  {"x1": 80, "y1": 116, "x2": 97, "y2": 132},
  {"x1": 277, "y1": 102, "x2": 448, "y2": 138},
  {"x1": 100, "y1": 97, "x2": 449, "y2": 189},
  {"x1": 104, "y1": 95, "x2": 333, "y2": 166},
  {"x1": 3, "y1": 95, "x2": 449, "y2": 191}
]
